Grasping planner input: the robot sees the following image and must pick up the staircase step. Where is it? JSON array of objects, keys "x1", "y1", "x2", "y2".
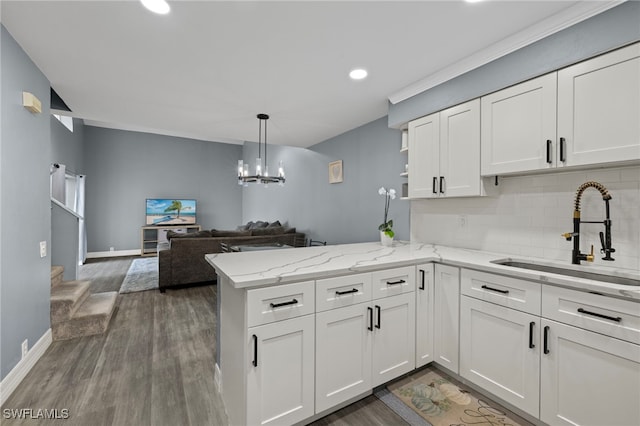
[
  {"x1": 51, "y1": 280, "x2": 91, "y2": 324},
  {"x1": 51, "y1": 266, "x2": 65, "y2": 288},
  {"x1": 52, "y1": 292, "x2": 118, "y2": 341}
]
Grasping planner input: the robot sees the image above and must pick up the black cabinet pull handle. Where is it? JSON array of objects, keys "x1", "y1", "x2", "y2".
[
  {"x1": 481, "y1": 285, "x2": 509, "y2": 294},
  {"x1": 367, "y1": 306, "x2": 373, "y2": 331},
  {"x1": 529, "y1": 322, "x2": 535, "y2": 349},
  {"x1": 543, "y1": 326, "x2": 550, "y2": 354},
  {"x1": 439, "y1": 176, "x2": 445, "y2": 193},
  {"x1": 270, "y1": 299, "x2": 298, "y2": 308},
  {"x1": 546, "y1": 140, "x2": 552, "y2": 164},
  {"x1": 419, "y1": 269, "x2": 425, "y2": 290},
  {"x1": 336, "y1": 288, "x2": 358, "y2": 296},
  {"x1": 386, "y1": 279, "x2": 406, "y2": 286},
  {"x1": 375, "y1": 305, "x2": 381, "y2": 329},
  {"x1": 577, "y1": 308, "x2": 622, "y2": 323},
  {"x1": 432, "y1": 177, "x2": 437, "y2": 194},
  {"x1": 560, "y1": 137, "x2": 566, "y2": 162},
  {"x1": 252, "y1": 334, "x2": 258, "y2": 367}
]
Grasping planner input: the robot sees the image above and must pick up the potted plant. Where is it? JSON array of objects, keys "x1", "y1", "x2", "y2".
[{"x1": 378, "y1": 187, "x2": 396, "y2": 246}]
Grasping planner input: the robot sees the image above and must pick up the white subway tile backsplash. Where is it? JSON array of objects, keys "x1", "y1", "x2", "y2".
[{"x1": 411, "y1": 166, "x2": 640, "y2": 271}]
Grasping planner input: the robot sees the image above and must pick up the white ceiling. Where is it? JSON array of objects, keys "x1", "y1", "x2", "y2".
[{"x1": 0, "y1": 1, "x2": 621, "y2": 148}]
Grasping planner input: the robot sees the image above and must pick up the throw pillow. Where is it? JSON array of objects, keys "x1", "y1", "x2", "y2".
[
  {"x1": 267, "y1": 220, "x2": 282, "y2": 228},
  {"x1": 283, "y1": 227, "x2": 297, "y2": 234},
  {"x1": 249, "y1": 220, "x2": 269, "y2": 229}
]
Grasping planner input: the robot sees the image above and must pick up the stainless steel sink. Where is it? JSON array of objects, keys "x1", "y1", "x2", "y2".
[{"x1": 491, "y1": 259, "x2": 640, "y2": 286}]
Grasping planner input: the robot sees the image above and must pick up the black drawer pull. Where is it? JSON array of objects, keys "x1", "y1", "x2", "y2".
[
  {"x1": 367, "y1": 306, "x2": 373, "y2": 331},
  {"x1": 375, "y1": 305, "x2": 381, "y2": 329},
  {"x1": 432, "y1": 177, "x2": 438, "y2": 194},
  {"x1": 559, "y1": 137, "x2": 566, "y2": 162},
  {"x1": 529, "y1": 322, "x2": 535, "y2": 349},
  {"x1": 543, "y1": 326, "x2": 550, "y2": 354},
  {"x1": 336, "y1": 288, "x2": 358, "y2": 296},
  {"x1": 577, "y1": 308, "x2": 622, "y2": 323},
  {"x1": 439, "y1": 176, "x2": 445, "y2": 193},
  {"x1": 546, "y1": 140, "x2": 552, "y2": 164},
  {"x1": 252, "y1": 334, "x2": 258, "y2": 367},
  {"x1": 419, "y1": 269, "x2": 425, "y2": 290},
  {"x1": 270, "y1": 299, "x2": 298, "y2": 308},
  {"x1": 481, "y1": 285, "x2": 509, "y2": 294},
  {"x1": 387, "y1": 279, "x2": 406, "y2": 286}
]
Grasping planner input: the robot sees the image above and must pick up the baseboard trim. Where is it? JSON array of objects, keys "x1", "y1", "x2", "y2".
[
  {"x1": 87, "y1": 249, "x2": 140, "y2": 259},
  {"x1": 0, "y1": 329, "x2": 52, "y2": 406}
]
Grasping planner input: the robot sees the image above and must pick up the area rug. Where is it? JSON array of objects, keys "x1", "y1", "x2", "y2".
[
  {"x1": 383, "y1": 368, "x2": 527, "y2": 426},
  {"x1": 119, "y1": 257, "x2": 158, "y2": 293}
]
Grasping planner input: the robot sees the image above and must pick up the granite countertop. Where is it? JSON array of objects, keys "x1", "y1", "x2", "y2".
[{"x1": 205, "y1": 241, "x2": 640, "y2": 301}]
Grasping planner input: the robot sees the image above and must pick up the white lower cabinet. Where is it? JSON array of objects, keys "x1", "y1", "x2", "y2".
[
  {"x1": 434, "y1": 264, "x2": 460, "y2": 373},
  {"x1": 540, "y1": 320, "x2": 640, "y2": 426},
  {"x1": 460, "y1": 296, "x2": 540, "y2": 417},
  {"x1": 315, "y1": 302, "x2": 372, "y2": 413},
  {"x1": 372, "y1": 292, "x2": 416, "y2": 387},
  {"x1": 247, "y1": 314, "x2": 315, "y2": 426},
  {"x1": 416, "y1": 264, "x2": 435, "y2": 367}
]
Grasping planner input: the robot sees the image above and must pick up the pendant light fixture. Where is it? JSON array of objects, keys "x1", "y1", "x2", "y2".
[{"x1": 238, "y1": 114, "x2": 285, "y2": 186}]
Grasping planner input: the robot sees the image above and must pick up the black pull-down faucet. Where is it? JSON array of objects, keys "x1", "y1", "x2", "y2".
[{"x1": 562, "y1": 181, "x2": 616, "y2": 265}]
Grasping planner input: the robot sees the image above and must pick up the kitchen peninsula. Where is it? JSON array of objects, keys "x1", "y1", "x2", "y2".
[{"x1": 206, "y1": 242, "x2": 640, "y2": 426}]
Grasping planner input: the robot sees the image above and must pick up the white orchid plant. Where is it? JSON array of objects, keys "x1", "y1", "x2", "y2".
[{"x1": 378, "y1": 187, "x2": 396, "y2": 238}]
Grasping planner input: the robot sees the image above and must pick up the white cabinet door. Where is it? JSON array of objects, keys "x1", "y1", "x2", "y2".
[
  {"x1": 481, "y1": 73, "x2": 558, "y2": 175},
  {"x1": 416, "y1": 264, "x2": 434, "y2": 368},
  {"x1": 372, "y1": 292, "x2": 416, "y2": 387},
  {"x1": 540, "y1": 318, "x2": 640, "y2": 426},
  {"x1": 558, "y1": 42, "x2": 640, "y2": 168},
  {"x1": 460, "y1": 296, "x2": 540, "y2": 417},
  {"x1": 434, "y1": 264, "x2": 460, "y2": 373},
  {"x1": 315, "y1": 303, "x2": 372, "y2": 413},
  {"x1": 408, "y1": 112, "x2": 440, "y2": 198},
  {"x1": 247, "y1": 315, "x2": 315, "y2": 426},
  {"x1": 440, "y1": 99, "x2": 482, "y2": 197}
]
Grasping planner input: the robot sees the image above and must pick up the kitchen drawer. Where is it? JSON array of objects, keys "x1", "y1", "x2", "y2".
[
  {"x1": 461, "y1": 269, "x2": 541, "y2": 316},
  {"x1": 542, "y1": 285, "x2": 640, "y2": 345},
  {"x1": 247, "y1": 281, "x2": 315, "y2": 327},
  {"x1": 316, "y1": 273, "x2": 372, "y2": 312},
  {"x1": 371, "y1": 266, "x2": 415, "y2": 300}
]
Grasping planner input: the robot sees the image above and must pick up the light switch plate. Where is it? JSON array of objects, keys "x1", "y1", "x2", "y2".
[{"x1": 40, "y1": 241, "x2": 47, "y2": 258}]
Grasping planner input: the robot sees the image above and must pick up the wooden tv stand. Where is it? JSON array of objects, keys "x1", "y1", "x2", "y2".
[{"x1": 140, "y1": 224, "x2": 201, "y2": 256}]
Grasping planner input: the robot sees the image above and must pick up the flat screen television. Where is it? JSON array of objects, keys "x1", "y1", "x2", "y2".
[{"x1": 146, "y1": 199, "x2": 197, "y2": 225}]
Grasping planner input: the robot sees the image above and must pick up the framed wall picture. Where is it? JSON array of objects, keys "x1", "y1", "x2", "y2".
[{"x1": 328, "y1": 160, "x2": 343, "y2": 184}]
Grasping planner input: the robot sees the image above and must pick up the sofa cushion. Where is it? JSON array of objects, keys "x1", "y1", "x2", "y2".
[
  {"x1": 251, "y1": 226, "x2": 285, "y2": 236},
  {"x1": 211, "y1": 229, "x2": 252, "y2": 237},
  {"x1": 166, "y1": 230, "x2": 212, "y2": 240},
  {"x1": 267, "y1": 220, "x2": 282, "y2": 227},
  {"x1": 249, "y1": 221, "x2": 269, "y2": 229},
  {"x1": 283, "y1": 227, "x2": 296, "y2": 234}
]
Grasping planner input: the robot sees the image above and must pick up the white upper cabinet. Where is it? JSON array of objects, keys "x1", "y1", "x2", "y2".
[
  {"x1": 481, "y1": 42, "x2": 640, "y2": 176},
  {"x1": 408, "y1": 99, "x2": 483, "y2": 198},
  {"x1": 408, "y1": 112, "x2": 440, "y2": 198},
  {"x1": 481, "y1": 73, "x2": 558, "y2": 175},
  {"x1": 557, "y1": 42, "x2": 640, "y2": 168}
]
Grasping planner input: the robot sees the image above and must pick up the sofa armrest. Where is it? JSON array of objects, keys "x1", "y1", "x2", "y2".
[{"x1": 158, "y1": 249, "x2": 172, "y2": 290}]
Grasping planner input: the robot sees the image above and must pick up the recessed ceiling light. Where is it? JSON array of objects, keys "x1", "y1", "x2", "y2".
[
  {"x1": 465, "y1": 0, "x2": 484, "y2": 3},
  {"x1": 141, "y1": 0, "x2": 170, "y2": 15},
  {"x1": 349, "y1": 69, "x2": 368, "y2": 80}
]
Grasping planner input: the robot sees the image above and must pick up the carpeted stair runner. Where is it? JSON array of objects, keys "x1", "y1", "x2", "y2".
[{"x1": 50, "y1": 266, "x2": 117, "y2": 341}]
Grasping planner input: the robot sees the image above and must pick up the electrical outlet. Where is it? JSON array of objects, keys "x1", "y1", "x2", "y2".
[
  {"x1": 109, "y1": 247, "x2": 115, "y2": 252},
  {"x1": 21, "y1": 339, "x2": 28, "y2": 358},
  {"x1": 458, "y1": 215, "x2": 467, "y2": 229},
  {"x1": 39, "y1": 241, "x2": 47, "y2": 258}
]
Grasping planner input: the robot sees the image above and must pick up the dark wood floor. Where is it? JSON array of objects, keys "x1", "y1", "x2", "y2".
[{"x1": 1, "y1": 257, "x2": 409, "y2": 426}]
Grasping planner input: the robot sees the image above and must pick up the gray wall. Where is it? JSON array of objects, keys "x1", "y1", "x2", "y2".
[
  {"x1": 242, "y1": 117, "x2": 409, "y2": 244},
  {"x1": 1, "y1": 25, "x2": 52, "y2": 380},
  {"x1": 389, "y1": 0, "x2": 640, "y2": 128},
  {"x1": 83, "y1": 126, "x2": 243, "y2": 252}
]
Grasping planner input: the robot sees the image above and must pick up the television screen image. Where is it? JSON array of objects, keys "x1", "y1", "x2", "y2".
[{"x1": 146, "y1": 199, "x2": 197, "y2": 225}]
